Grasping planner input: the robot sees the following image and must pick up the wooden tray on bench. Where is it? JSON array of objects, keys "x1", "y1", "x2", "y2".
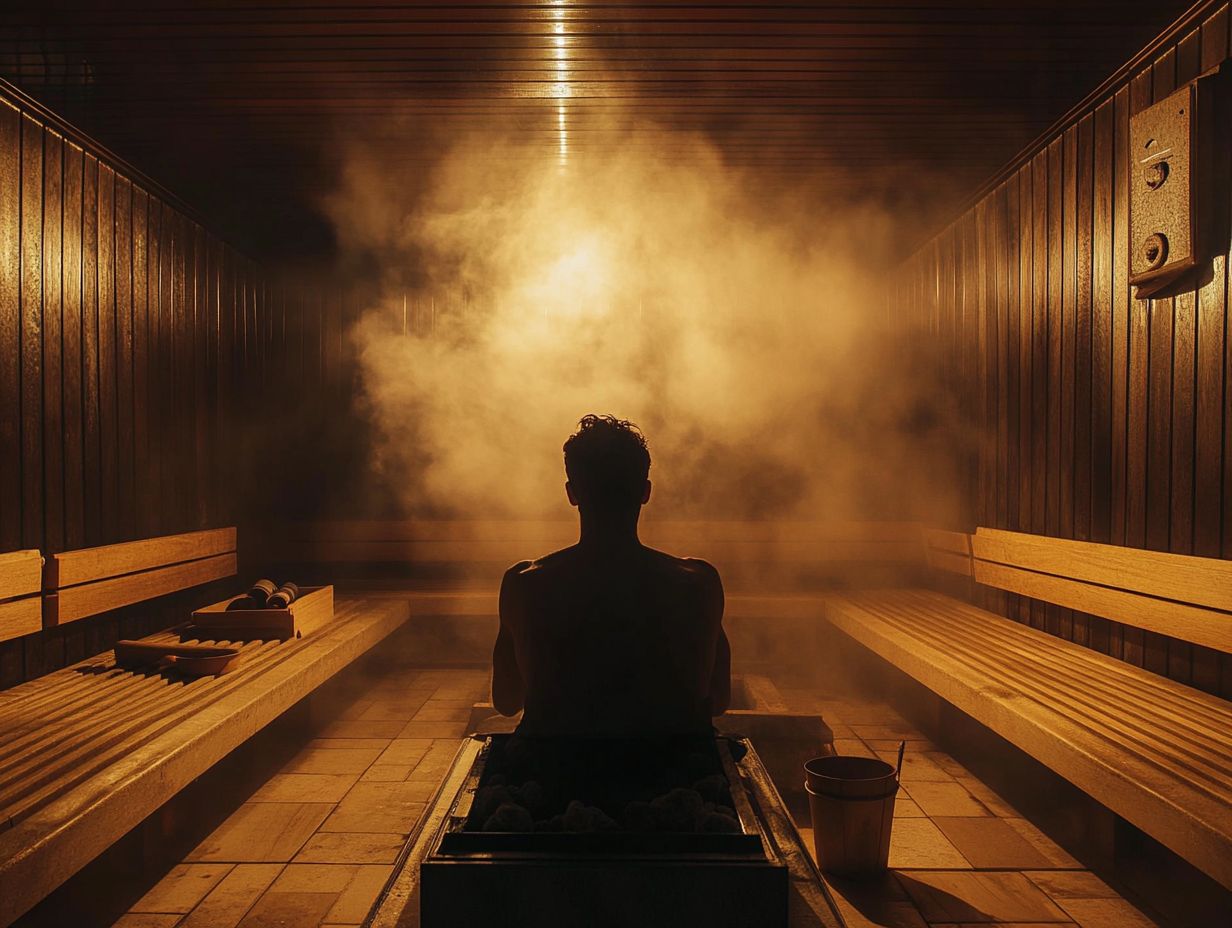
[{"x1": 189, "y1": 585, "x2": 334, "y2": 641}]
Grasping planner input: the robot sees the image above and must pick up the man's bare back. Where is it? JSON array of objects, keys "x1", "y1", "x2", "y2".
[{"x1": 490, "y1": 415, "x2": 731, "y2": 737}]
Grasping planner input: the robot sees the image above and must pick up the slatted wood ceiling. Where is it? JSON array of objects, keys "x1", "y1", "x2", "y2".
[
  {"x1": 897, "y1": 2, "x2": 1232, "y2": 697},
  {"x1": 0, "y1": 1, "x2": 1194, "y2": 258}
]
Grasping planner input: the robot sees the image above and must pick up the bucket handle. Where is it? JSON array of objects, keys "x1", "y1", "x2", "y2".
[{"x1": 895, "y1": 740, "x2": 905, "y2": 783}]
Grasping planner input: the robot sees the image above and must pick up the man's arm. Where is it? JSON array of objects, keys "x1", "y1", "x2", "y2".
[
  {"x1": 492, "y1": 562, "x2": 529, "y2": 716},
  {"x1": 698, "y1": 560, "x2": 730, "y2": 716}
]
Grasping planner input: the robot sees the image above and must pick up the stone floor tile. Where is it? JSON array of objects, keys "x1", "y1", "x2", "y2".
[
  {"x1": 874, "y1": 748, "x2": 953, "y2": 782},
  {"x1": 111, "y1": 916, "x2": 184, "y2": 928},
  {"x1": 235, "y1": 891, "x2": 338, "y2": 928},
  {"x1": 375, "y1": 738, "x2": 434, "y2": 767},
  {"x1": 249, "y1": 773, "x2": 362, "y2": 804},
  {"x1": 1053, "y1": 897, "x2": 1161, "y2": 927},
  {"x1": 897, "y1": 870, "x2": 1071, "y2": 923},
  {"x1": 132, "y1": 863, "x2": 233, "y2": 914},
  {"x1": 1002, "y1": 819, "x2": 1082, "y2": 869},
  {"x1": 932, "y1": 817, "x2": 1057, "y2": 869},
  {"x1": 831, "y1": 739, "x2": 878, "y2": 758},
  {"x1": 850, "y1": 723, "x2": 928, "y2": 742},
  {"x1": 316, "y1": 720, "x2": 407, "y2": 739},
  {"x1": 888, "y1": 817, "x2": 972, "y2": 869},
  {"x1": 180, "y1": 864, "x2": 283, "y2": 928},
  {"x1": 325, "y1": 865, "x2": 394, "y2": 924},
  {"x1": 294, "y1": 833, "x2": 406, "y2": 865},
  {"x1": 412, "y1": 705, "x2": 471, "y2": 722},
  {"x1": 361, "y1": 764, "x2": 413, "y2": 782},
  {"x1": 420, "y1": 698, "x2": 476, "y2": 709},
  {"x1": 893, "y1": 797, "x2": 927, "y2": 818},
  {"x1": 271, "y1": 864, "x2": 355, "y2": 895},
  {"x1": 396, "y1": 719, "x2": 468, "y2": 739},
  {"x1": 905, "y1": 781, "x2": 991, "y2": 817},
  {"x1": 1023, "y1": 871, "x2": 1118, "y2": 900},
  {"x1": 320, "y1": 782, "x2": 429, "y2": 834},
  {"x1": 816, "y1": 872, "x2": 926, "y2": 928},
  {"x1": 307, "y1": 738, "x2": 392, "y2": 752},
  {"x1": 869, "y1": 738, "x2": 941, "y2": 754},
  {"x1": 357, "y1": 699, "x2": 429, "y2": 723},
  {"x1": 335, "y1": 700, "x2": 373, "y2": 721},
  {"x1": 952, "y1": 774, "x2": 1021, "y2": 817},
  {"x1": 187, "y1": 803, "x2": 333, "y2": 863},
  {"x1": 407, "y1": 740, "x2": 464, "y2": 781},
  {"x1": 929, "y1": 923, "x2": 1077, "y2": 927},
  {"x1": 282, "y1": 747, "x2": 384, "y2": 776}
]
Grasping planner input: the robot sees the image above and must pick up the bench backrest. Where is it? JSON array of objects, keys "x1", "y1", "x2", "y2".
[
  {"x1": 0, "y1": 550, "x2": 44, "y2": 642},
  {"x1": 924, "y1": 529, "x2": 973, "y2": 576},
  {"x1": 265, "y1": 519, "x2": 926, "y2": 588},
  {"x1": 970, "y1": 527, "x2": 1232, "y2": 654},
  {"x1": 43, "y1": 528, "x2": 238, "y2": 627}
]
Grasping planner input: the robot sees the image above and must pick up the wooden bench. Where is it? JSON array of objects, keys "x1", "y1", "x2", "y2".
[
  {"x1": 259, "y1": 520, "x2": 924, "y2": 665},
  {"x1": 821, "y1": 527, "x2": 1232, "y2": 891},
  {"x1": 262, "y1": 519, "x2": 927, "y2": 590},
  {"x1": 0, "y1": 593, "x2": 409, "y2": 926},
  {"x1": 0, "y1": 550, "x2": 43, "y2": 643},
  {"x1": 42, "y1": 528, "x2": 238, "y2": 628}
]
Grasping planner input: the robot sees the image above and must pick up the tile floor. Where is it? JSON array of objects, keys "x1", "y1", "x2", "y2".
[
  {"x1": 779, "y1": 688, "x2": 1162, "y2": 928},
  {"x1": 110, "y1": 669, "x2": 487, "y2": 928},
  {"x1": 110, "y1": 672, "x2": 1162, "y2": 928}
]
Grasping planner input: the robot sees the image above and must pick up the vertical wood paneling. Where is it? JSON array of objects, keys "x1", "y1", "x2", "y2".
[
  {"x1": 61, "y1": 141, "x2": 83, "y2": 551},
  {"x1": 908, "y1": 2, "x2": 1232, "y2": 697},
  {"x1": 132, "y1": 187, "x2": 150, "y2": 539},
  {"x1": 97, "y1": 162, "x2": 117, "y2": 543},
  {"x1": 42, "y1": 129, "x2": 63, "y2": 555},
  {"x1": 0, "y1": 84, "x2": 284, "y2": 685},
  {"x1": 20, "y1": 114, "x2": 43, "y2": 552},
  {"x1": 115, "y1": 175, "x2": 135, "y2": 542},
  {"x1": 81, "y1": 153, "x2": 100, "y2": 547},
  {"x1": 146, "y1": 197, "x2": 163, "y2": 538},
  {"x1": 0, "y1": 102, "x2": 19, "y2": 558}
]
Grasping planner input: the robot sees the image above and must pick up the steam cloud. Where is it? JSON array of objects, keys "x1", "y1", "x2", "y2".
[{"x1": 321, "y1": 123, "x2": 967, "y2": 524}]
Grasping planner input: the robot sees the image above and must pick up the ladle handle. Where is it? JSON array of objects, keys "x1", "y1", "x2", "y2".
[{"x1": 895, "y1": 740, "x2": 906, "y2": 782}]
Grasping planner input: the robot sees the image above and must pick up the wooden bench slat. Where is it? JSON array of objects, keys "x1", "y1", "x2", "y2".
[
  {"x1": 972, "y1": 527, "x2": 1232, "y2": 614},
  {"x1": 44, "y1": 552, "x2": 237, "y2": 627},
  {"x1": 823, "y1": 589, "x2": 1232, "y2": 889},
  {"x1": 0, "y1": 550, "x2": 42, "y2": 599},
  {"x1": 0, "y1": 642, "x2": 286, "y2": 825},
  {"x1": 973, "y1": 558, "x2": 1232, "y2": 653},
  {"x1": 852, "y1": 593, "x2": 1232, "y2": 779},
  {"x1": 885, "y1": 591, "x2": 1232, "y2": 726},
  {"x1": 0, "y1": 599, "x2": 40, "y2": 642},
  {"x1": 46, "y1": 527, "x2": 237, "y2": 589}
]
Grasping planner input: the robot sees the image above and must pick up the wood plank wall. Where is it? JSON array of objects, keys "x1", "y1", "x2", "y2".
[
  {"x1": 0, "y1": 85, "x2": 273, "y2": 685},
  {"x1": 898, "y1": 3, "x2": 1232, "y2": 698}
]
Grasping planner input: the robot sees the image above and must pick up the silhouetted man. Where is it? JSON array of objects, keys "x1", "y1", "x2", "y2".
[{"x1": 492, "y1": 415, "x2": 730, "y2": 736}]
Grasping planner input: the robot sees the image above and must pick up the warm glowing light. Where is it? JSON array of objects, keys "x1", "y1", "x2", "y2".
[{"x1": 551, "y1": 3, "x2": 569, "y2": 164}]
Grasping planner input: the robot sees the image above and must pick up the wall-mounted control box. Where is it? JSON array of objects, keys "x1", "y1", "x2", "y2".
[{"x1": 1129, "y1": 67, "x2": 1228, "y2": 299}]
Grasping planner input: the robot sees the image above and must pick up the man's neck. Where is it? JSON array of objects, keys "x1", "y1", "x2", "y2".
[{"x1": 577, "y1": 509, "x2": 642, "y2": 552}]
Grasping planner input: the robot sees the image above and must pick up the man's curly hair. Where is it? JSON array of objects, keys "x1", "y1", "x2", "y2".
[{"x1": 563, "y1": 414, "x2": 651, "y2": 510}]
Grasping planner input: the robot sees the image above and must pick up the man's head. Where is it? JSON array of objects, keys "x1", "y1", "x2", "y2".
[{"x1": 563, "y1": 414, "x2": 652, "y2": 515}]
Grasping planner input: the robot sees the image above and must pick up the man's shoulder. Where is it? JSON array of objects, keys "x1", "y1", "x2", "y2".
[
  {"x1": 643, "y1": 548, "x2": 722, "y2": 584},
  {"x1": 502, "y1": 546, "x2": 578, "y2": 581}
]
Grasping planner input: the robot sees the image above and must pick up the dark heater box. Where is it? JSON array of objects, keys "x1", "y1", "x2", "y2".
[{"x1": 419, "y1": 734, "x2": 788, "y2": 928}]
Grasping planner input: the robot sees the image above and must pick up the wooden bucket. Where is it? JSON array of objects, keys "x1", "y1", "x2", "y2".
[{"x1": 803, "y1": 755, "x2": 898, "y2": 875}]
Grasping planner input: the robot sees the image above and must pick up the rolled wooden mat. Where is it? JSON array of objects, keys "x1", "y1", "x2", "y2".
[{"x1": 114, "y1": 640, "x2": 242, "y2": 677}]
